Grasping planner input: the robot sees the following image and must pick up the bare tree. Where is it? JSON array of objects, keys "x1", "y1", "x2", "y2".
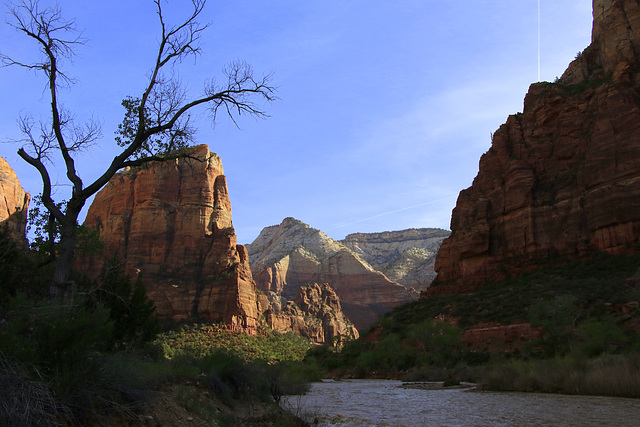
[{"x1": 1, "y1": 0, "x2": 275, "y2": 298}]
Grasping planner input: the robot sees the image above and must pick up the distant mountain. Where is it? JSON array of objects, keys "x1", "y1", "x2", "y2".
[
  {"x1": 340, "y1": 228, "x2": 450, "y2": 291},
  {"x1": 247, "y1": 217, "x2": 419, "y2": 330}
]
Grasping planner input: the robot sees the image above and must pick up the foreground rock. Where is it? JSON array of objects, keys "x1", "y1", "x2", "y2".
[
  {"x1": 81, "y1": 145, "x2": 259, "y2": 331},
  {"x1": 431, "y1": 0, "x2": 640, "y2": 294},
  {"x1": 0, "y1": 156, "x2": 30, "y2": 244},
  {"x1": 247, "y1": 218, "x2": 419, "y2": 330},
  {"x1": 341, "y1": 228, "x2": 450, "y2": 291},
  {"x1": 260, "y1": 283, "x2": 359, "y2": 347}
]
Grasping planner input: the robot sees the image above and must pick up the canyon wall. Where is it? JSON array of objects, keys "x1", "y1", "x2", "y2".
[
  {"x1": 341, "y1": 228, "x2": 450, "y2": 291},
  {"x1": 247, "y1": 217, "x2": 419, "y2": 330},
  {"x1": 81, "y1": 145, "x2": 260, "y2": 331},
  {"x1": 0, "y1": 157, "x2": 30, "y2": 244},
  {"x1": 81, "y1": 147, "x2": 355, "y2": 345},
  {"x1": 431, "y1": 0, "x2": 640, "y2": 294}
]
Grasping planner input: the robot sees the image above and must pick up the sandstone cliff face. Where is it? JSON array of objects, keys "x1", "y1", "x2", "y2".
[
  {"x1": 341, "y1": 228, "x2": 450, "y2": 291},
  {"x1": 262, "y1": 283, "x2": 359, "y2": 347},
  {"x1": 82, "y1": 145, "x2": 259, "y2": 331},
  {"x1": 247, "y1": 218, "x2": 419, "y2": 330},
  {"x1": 0, "y1": 157, "x2": 30, "y2": 244},
  {"x1": 431, "y1": 0, "x2": 640, "y2": 294}
]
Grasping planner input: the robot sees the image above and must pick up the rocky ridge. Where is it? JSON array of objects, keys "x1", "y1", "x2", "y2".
[
  {"x1": 341, "y1": 228, "x2": 450, "y2": 291},
  {"x1": 259, "y1": 283, "x2": 359, "y2": 347},
  {"x1": 431, "y1": 0, "x2": 640, "y2": 294},
  {"x1": 0, "y1": 156, "x2": 30, "y2": 244},
  {"x1": 247, "y1": 218, "x2": 419, "y2": 330}
]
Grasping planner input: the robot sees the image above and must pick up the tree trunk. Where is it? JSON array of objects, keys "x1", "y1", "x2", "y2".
[{"x1": 50, "y1": 211, "x2": 80, "y2": 298}]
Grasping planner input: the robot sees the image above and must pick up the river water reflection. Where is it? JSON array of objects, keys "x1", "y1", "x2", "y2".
[{"x1": 283, "y1": 379, "x2": 640, "y2": 426}]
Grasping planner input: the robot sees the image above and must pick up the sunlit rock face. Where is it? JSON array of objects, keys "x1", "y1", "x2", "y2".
[
  {"x1": 0, "y1": 156, "x2": 30, "y2": 244},
  {"x1": 430, "y1": 0, "x2": 640, "y2": 295},
  {"x1": 247, "y1": 217, "x2": 419, "y2": 330},
  {"x1": 341, "y1": 228, "x2": 450, "y2": 291},
  {"x1": 81, "y1": 145, "x2": 259, "y2": 332},
  {"x1": 261, "y1": 283, "x2": 359, "y2": 347}
]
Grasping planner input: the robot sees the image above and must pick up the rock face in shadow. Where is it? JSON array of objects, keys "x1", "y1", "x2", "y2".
[
  {"x1": 259, "y1": 283, "x2": 359, "y2": 347},
  {"x1": 341, "y1": 228, "x2": 450, "y2": 291},
  {"x1": 0, "y1": 157, "x2": 30, "y2": 244},
  {"x1": 431, "y1": 0, "x2": 640, "y2": 295},
  {"x1": 247, "y1": 218, "x2": 419, "y2": 330},
  {"x1": 82, "y1": 145, "x2": 259, "y2": 331}
]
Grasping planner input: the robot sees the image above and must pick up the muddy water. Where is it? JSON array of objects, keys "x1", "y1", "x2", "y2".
[{"x1": 283, "y1": 379, "x2": 640, "y2": 426}]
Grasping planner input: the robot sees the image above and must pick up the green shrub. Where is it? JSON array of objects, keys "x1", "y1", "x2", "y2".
[
  {"x1": 0, "y1": 228, "x2": 51, "y2": 300},
  {"x1": 154, "y1": 323, "x2": 313, "y2": 363},
  {"x1": 0, "y1": 297, "x2": 158, "y2": 423},
  {"x1": 407, "y1": 319, "x2": 462, "y2": 367},
  {"x1": 264, "y1": 361, "x2": 312, "y2": 404},
  {"x1": 89, "y1": 256, "x2": 159, "y2": 349},
  {"x1": 575, "y1": 320, "x2": 627, "y2": 357},
  {"x1": 478, "y1": 354, "x2": 640, "y2": 397}
]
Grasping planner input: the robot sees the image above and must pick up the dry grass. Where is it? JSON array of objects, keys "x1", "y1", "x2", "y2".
[
  {"x1": 0, "y1": 351, "x2": 72, "y2": 426},
  {"x1": 479, "y1": 354, "x2": 640, "y2": 397}
]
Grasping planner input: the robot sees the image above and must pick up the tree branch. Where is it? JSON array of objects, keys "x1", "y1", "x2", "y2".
[
  {"x1": 17, "y1": 148, "x2": 64, "y2": 223},
  {"x1": 4, "y1": 0, "x2": 275, "y2": 289},
  {"x1": 4, "y1": 0, "x2": 88, "y2": 196}
]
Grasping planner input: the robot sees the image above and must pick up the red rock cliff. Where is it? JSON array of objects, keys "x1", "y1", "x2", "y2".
[
  {"x1": 431, "y1": 0, "x2": 640, "y2": 294},
  {"x1": 0, "y1": 156, "x2": 30, "y2": 244},
  {"x1": 81, "y1": 145, "x2": 259, "y2": 331},
  {"x1": 261, "y1": 283, "x2": 359, "y2": 347}
]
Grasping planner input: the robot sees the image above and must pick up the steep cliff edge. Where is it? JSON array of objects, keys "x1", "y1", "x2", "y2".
[
  {"x1": 341, "y1": 228, "x2": 450, "y2": 291},
  {"x1": 81, "y1": 145, "x2": 260, "y2": 331},
  {"x1": 0, "y1": 157, "x2": 30, "y2": 244},
  {"x1": 431, "y1": 0, "x2": 640, "y2": 294},
  {"x1": 247, "y1": 218, "x2": 419, "y2": 330}
]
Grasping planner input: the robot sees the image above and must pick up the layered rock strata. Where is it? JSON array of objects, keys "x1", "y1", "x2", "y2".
[
  {"x1": 0, "y1": 157, "x2": 30, "y2": 244},
  {"x1": 431, "y1": 0, "x2": 640, "y2": 294},
  {"x1": 81, "y1": 145, "x2": 259, "y2": 331},
  {"x1": 247, "y1": 218, "x2": 419, "y2": 330},
  {"x1": 341, "y1": 228, "x2": 450, "y2": 291},
  {"x1": 261, "y1": 283, "x2": 359, "y2": 347}
]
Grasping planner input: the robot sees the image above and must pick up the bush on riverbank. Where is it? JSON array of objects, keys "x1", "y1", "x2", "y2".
[
  {"x1": 310, "y1": 253, "x2": 640, "y2": 398},
  {"x1": 0, "y1": 275, "x2": 315, "y2": 424},
  {"x1": 153, "y1": 323, "x2": 314, "y2": 363},
  {"x1": 0, "y1": 300, "x2": 315, "y2": 426},
  {"x1": 480, "y1": 353, "x2": 640, "y2": 397}
]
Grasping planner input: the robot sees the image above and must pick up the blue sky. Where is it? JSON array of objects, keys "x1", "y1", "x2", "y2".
[{"x1": 0, "y1": 1, "x2": 593, "y2": 245}]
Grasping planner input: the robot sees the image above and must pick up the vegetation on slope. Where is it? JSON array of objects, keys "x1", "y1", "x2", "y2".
[
  {"x1": 0, "y1": 229, "x2": 314, "y2": 426},
  {"x1": 155, "y1": 323, "x2": 313, "y2": 362},
  {"x1": 307, "y1": 253, "x2": 640, "y2": 397}
]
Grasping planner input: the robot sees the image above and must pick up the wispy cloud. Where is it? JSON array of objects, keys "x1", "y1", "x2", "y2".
[{"x1": 328, "y1": 192, "x2": 458, "y2": 231}]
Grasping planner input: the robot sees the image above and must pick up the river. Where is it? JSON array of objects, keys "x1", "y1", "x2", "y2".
[{"x1": 282, "y1": 379, "x2": 640, "y2": 426}]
